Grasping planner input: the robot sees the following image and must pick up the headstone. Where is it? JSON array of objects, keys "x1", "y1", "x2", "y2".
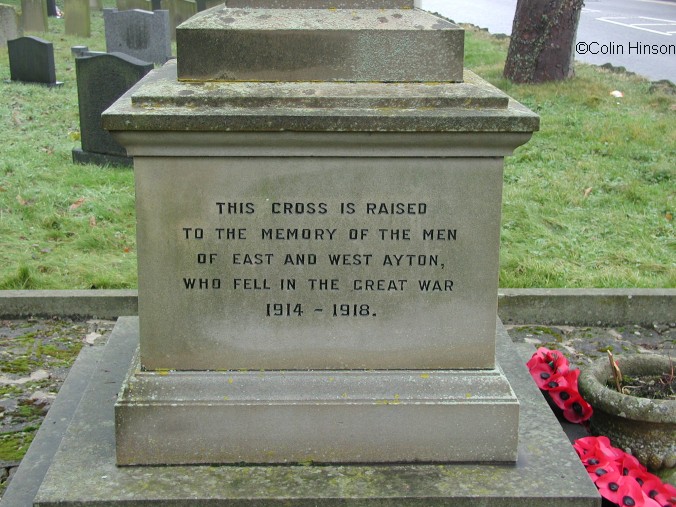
[
  {"x1": 46, "y1": 0, "x2": 57, "y2": 17},
  {"x1": 7, "y1": 35, "x2": 61, "y2": 85},
  {"x1": 64, "y1": 0, "x2": 90, "y2": 36},
  {"x1": 104, "y1": 8, "x2": 171, "y2": 64},
  {"x1": 160, "y1": 0, "x2": 195, "y2": 40},
  {"x1": 0, "y1": 4, "x2": 21, "y2": 47},
  {"x1": 90, "y1": 0, "x2": 102, "y2": 11},
  {"x1": 71, "y1": 44, "x2": 88, "y2": 56},
  {"x1": 73, "y1": 52, "x2": 153, "y2": 166},
  {"x1": 195, "y1": 0, "x2": 220, "y2": 11},
  {"x1": 20, "y1": 0, "x2": 47, "y2": 32}
]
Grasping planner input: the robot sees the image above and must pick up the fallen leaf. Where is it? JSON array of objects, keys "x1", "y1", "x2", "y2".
[
  {"x1": 610, "y1": 90, "x2": 624, "y2": 98},
  {"x1": 68, "y1": 131, "x2": 81, "y2": 141},
  {"x1": 0, "y1": 186, "x2": 6, "y2": 192},
  {"x1": 69, "y1": 197, "x2": 86, "y2": 210},
  {"x1": 666, "y1": 212, "x2": 673, "y2": 222},
  {"x1": 583, "y1": 187, "x2": 593, "y2": 198},
  {"x1": 89, "y1": 216, "x2": 97, "y2": 227},
  {"x1": 123, "y1": 246, "x2": 131, "y2": 253},
  {"x1": 16, "y1": 194, "x2": 27, "y2": 206}
]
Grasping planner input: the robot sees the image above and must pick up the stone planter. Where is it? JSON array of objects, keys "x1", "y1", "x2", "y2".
[{"x1": 578, "y1": 354, "x2": 675, "y2": 470}]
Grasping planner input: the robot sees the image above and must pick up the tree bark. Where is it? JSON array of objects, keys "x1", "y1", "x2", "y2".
[{"x1": 503, "y1": 0, "x2": 584, "y2": 83}]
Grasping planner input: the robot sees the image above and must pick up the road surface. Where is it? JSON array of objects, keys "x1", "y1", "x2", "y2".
[{"x1": 421, "y1": 0, "x2": 676, "y2": 82}]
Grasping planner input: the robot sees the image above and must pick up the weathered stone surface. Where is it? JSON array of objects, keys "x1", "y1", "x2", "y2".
[
  {"x1": 104, "y1": 61, "x2": 539, "y2": 133},
  {"x1": 64, "y1": 0, "x2": 90, "y2": 37},
  {"x1": 0, "y1": 4, "x2": 21, "y2": 47},
  {"x1": 129, "y1": 153, "x2": 505, "y2": 371},
  {"x1": 20, "y1": 0, "x2": 47, "y2": 32},
  {"x1": 176, "y1": 7, "x2": 463, "y2": 82},
  {"x1": 116, "y1": 351, "x2": 519, "y2": 464},
  {"x1": 74, "y1": 52, "x2": 153, "y2": 162},
  {"x1": 8, "y1": 35, "x2": 59, "y2": 85},
  {"x1": 104, "y1": 8, "x2": 171, "y2": 64},
  {"x1": 29, "y1": 318, "x2": 600, "y2": 506}
]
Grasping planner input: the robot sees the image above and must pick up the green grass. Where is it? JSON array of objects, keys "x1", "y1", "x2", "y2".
[{"x1": 0, "y1": 11, "x2": 673, "y2": 289}]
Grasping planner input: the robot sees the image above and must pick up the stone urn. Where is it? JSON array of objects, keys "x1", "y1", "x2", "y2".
[{"x1": 578, "y1": 353, "x2": 675, "y2": 470}]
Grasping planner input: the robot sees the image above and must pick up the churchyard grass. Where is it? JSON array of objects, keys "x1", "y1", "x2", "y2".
[{"x1": 0, "y1": 12, "x2": 673, "y2": 289}]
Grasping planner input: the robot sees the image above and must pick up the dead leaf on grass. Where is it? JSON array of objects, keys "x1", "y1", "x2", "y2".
[
  {"x1": 89, "y1": 216, "x2": 97, "y2": 227},
  {"x1": 583, "y1": 187, "x2": 593, "y2": 198},
  {"x1": 69, "y1": 197, "x2": 86, "y2": 211},
  {"x1": 16, "y1": 194, "x2": 28, "y2": 206}
]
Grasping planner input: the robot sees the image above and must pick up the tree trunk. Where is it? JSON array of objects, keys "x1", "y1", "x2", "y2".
[{"x1": 503, "y1": 0, "x2": 584, "y2": 83}]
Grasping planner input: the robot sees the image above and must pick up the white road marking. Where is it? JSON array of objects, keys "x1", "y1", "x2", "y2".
[
  {"x1": 597, "y1": 16, "x2": 675, "y2": 36},
  {"x1": 633, "y1": 0, "x2": 676, "y2": 6}
]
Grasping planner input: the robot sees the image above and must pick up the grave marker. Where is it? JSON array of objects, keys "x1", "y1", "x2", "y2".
[
  {"x1": 73, "y1": 52, "x2": 153, "y2": 166},
  {"x1": 8, "y1": 35, "x2": 61, "y2": 85},
  {"x1": 102, "y1": 0, "x2": 537, "y2": 466},
  {"x1": 160, "y1": 0, "x2": 195, "y2": 39},
  {"x1": 104, "y1": 8, "x2": 171, "y2": 64},
  {"x1": 46, "y1": 0, "x2": 58, "y2": 16},
  {"x1": 0, "y1": 4, "x2": 21, "y2": 47},
  {"x1": 20, "y1": 0, "x2": 47, "y2": 32},
  {"x1": 64, "y1": 0, "x2": 90, "y2": 37}
]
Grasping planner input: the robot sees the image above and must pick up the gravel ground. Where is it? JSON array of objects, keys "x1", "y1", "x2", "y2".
[{"x1": 0, "y1": 318, "x2": 674, "y2": 499}]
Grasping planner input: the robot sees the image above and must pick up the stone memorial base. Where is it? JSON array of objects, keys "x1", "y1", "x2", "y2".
[
  {"x1": 116, "y1": 350, "x2": 519, "y2": 465},
  {"x1": 28, "y1": 317, "x2": 600, "y2": 506}
]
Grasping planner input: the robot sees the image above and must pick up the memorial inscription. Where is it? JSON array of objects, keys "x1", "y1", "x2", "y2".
[{"x1": 136, "y1": 157, "x2": 502, "y2": 371}]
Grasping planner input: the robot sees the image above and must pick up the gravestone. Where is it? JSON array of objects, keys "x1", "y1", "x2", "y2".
[
  {"x1": 0, "y1": 4, "x2": 21, "y2": 47},
  {"x1": 90, "y1": 0, "x2": 102, "y2": 11},
  {"x1": 104, "y1": 8, "x2": 171, "y2": 64},
  {"x1": 8, "y1": 36, "x2": 61, "y2": 85},
  {"x1": 23, "y1": 0, "x2": 599, "y2": 505},
  {"x1": 160, "y1": 0, "x2": 195, "y2": 39},
  {"x1": 71, "y1": 44, "x2": 88, "y2": 56},
  {"x1": 20, "y1": 0, "x2": 47, "y2": 32},
  {"x1": 64, "y1": 0, "x2": 90, "y2": 36},
  {"x1": 46, "y1": 0, "x2": 57, "y2": 16},
  {"x1": 73, "y1": 52, "x2": 153, "y2": 166}
]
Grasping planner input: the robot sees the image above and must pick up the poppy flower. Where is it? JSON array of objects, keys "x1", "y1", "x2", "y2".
[
  {"x1": 527, "y1": 347, "x2": 570, "y2": 376},
  {"x1": 575, "y1": 437, "x2": 675, "y2": 507},
  {"x1": 641, "y1": 477, "x2": 676, "y2": 507},
  {"x1": 599, "y1": 472, "x2": 663, "y2": 507},
  {"x1": 557, "y1": 389, "x2": 593, "y2": 423}
]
